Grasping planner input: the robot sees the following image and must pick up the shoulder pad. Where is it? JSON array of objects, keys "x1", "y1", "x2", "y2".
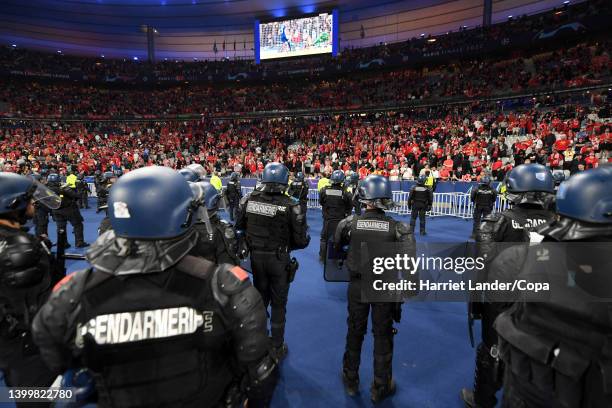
[
  {"x1": 339, "y1": 214, "x2": 355, "y2": 228},
  {"x1": 51, "y1": 269, "x2": 90, "y2": 298},
  {"x1": 482, "y1": 212, "x2": 503, "y2": 224},
  {"x1": 0, "y1": 233, "x2": 43, "y2": 269},
  {"x1": 216, "y1": 264, "x2": 250, "y2": 297},
  {"x1": 239, "y1": 195, "x2": 250, "y2": 206}
]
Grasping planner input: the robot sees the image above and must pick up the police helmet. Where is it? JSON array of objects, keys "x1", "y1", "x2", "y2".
[
  {"x1": 505, "y1": 164, "x2": 554, "y2": 193},
  {"x1": 230, "y1": 172, "x2": 240, "y2": 182},
  {"x1": 262, "y1": 162, "x2": 289, "y2": 192},
  {"x1": 552, "y1": 171, "x2": 566, "y2": 186},
  {"x1": 330, "y1": 170, "x2": 345, "y2": 185},
  {"x1": 294, "y1": 172, "x2": 305, "y2": 182},
  {"x1": 0, "y1": 172, "x2": 61, "y2": 217},
  {"x1": 186, "y1": 163, "x2": 206, "y2": 179},
  {"x1": 178, "y1": 167, "x2": 200, "y2": 183},
  {"x1": 190, "y1": 181, "x2": 222, "y2": 212},
  {"x1": 417, "y1": 175, "x2": 427, "y2": 185},
  {"x1": 47, "y1": 173, "x2": 61, "y2": 184},
  {"x1": 358, "y1": 175, "x2": 394, "y2": 209},
  {"x1": 556, "y1": 166, "x2": 612, "y2": 224},
  {"x1": 480, "y1": 176, "x2": 491, "y2": 185},
  {"x1": 108, "y1": 166, "x2": 197, "y2": 239},
  {"x1": 350, "y1": 172, "x2": 359, "y2": 185}
]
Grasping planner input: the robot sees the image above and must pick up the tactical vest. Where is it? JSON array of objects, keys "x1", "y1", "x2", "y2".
[
  {"x1": 496, "y1": 240, "x2": 612, "y2": 407},
  {"x1": 244, "y1": 191, "x2": 291, "y2": 251},
  {"x1": 410, "y1": 186, "x2": 430, "y2": 207},
  {"x1": 76, "y1": 268, "x2": 233, "y2": 408},
  {"x1": 346, "y1": 211, "x2": 397, "y2": 275},
  {"x1": 322, "y1": 186, "x2": 348, "y2": 220},
  {"x1": 500, "y1": 206, "x2": 554, "y2": 242},
  {"x1": 474, "y1": 186, "x2": 496, "y2": 208}
]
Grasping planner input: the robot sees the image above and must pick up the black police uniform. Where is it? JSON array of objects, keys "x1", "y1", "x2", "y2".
[
  {"x1": 408, "y1": 183, "x2": 433, "y2": 234},
  {"x1": 96, "y1": 182, "x2": 111, "y2": 213},
  {"x1": 287, "y1": 180, "x2": 309, "y2": 214},
  {"x1": 235, "y1": 190, "x2": 310, "y2": 349},
  {"x1": 489, "y1": 217, "x2": 612, "y2": 408},
  {"x1": 470, "y1": 185, "x2": 497, "y2": 234},
  {"x1": 334, "y1": 209, "x2": 415, "y2": 387},
  {"x1": 467, "y1": 204, "x2": 555, "y2": 407},
  {"x1": 76, "y1": 178, "x2": 90, "y2": 209},
  {"x1": 33, "y1": 201, "x2": 52, "y2": 237},
  {"x1": 190, "y1": 215, "x2": 240, "y2": 265},
  {"x1": 0, "y1": 225, "x2": 57, "y2": 395},
  {"x1": 48, "y1": 183, "x2": 86, "y2": 247},
  {"x1": 225, "y1": 180, "x2": 242, "y2": 222},
  {"x1": 319, "y1": 184, "x2": 352, "y2": 260},
  {"x1": 32, "y1": 232, "x2": 277, "y2": 408}
]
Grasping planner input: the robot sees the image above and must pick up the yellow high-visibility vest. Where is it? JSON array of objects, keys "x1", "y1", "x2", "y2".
[
  {"x1": 210, "y1": 175, "x2": 222, "y2": 191},
  {"x1": 317, "y1": 177, "x2": 331, "y2": 192}
]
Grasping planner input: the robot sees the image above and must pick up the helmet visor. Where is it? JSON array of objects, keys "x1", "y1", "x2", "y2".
[{"x1": 32, "y1": 181, "x2": 61, "y2": 210}]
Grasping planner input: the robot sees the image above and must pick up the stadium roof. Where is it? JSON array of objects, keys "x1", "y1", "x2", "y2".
[{"x1": 0, "y1": 0, "x2": 575, "y2": 60}]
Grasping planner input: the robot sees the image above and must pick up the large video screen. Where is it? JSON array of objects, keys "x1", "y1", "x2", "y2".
[{"x1": 255, "y1": 10, "x2": 338, "y2": 63}]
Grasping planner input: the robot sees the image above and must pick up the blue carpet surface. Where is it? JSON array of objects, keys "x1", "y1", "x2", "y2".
[{"x1": 3, "y1": 200, "x2": 485, "y2": 407}]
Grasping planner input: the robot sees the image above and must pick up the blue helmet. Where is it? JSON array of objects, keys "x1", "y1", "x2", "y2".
[
  {"x1": 190, "y1": 181, "x2": 221, "y2": 212},
  {"x1": 47, "y1": 173, "x2": 60, "y2": 184},
  {"x1": 330, "y1": 170, "x2": 345, "y2": 184},
  {"x1": 178, "y1": 167, "x2": 199, "y2": 183},
  {"x1": 230, "y1": 172, "x2": 240, "y2": 181},
  {"x1": 480, "y1": 176, "x2": 491, "y2": 185},
  {"x1": 350, "y1": 172, "x2": 359, "y2": 184},
  {"x1": 109, "y1": 166, "x2": 197, "y2": 239},
  {"x1": 505, "y1": 164, "x2": 554, "y2": 193},
  {"x1": 0, "y1": 172, "x2": 60, "y2": 216},
  {"x1": 417, "y1": 175, "x2": 427, "y2": 185},
  {"x1": 358, "y1": 175, "x2": 394, "y2": 209},
  {"x1": 294, "y1": 172, "x2": 304, "y2": 182},
  {"x1": 556, "y1": 166, "x2": 612, "y2": 224},
  {"x1": 262, "y1": 162, "x2": 289, "y2": 185},
  {"x1": 552, "y1": 171, "x2": 566, "y2": 185},
  {"x1": 186, "y1": 163, "x2": 206, "y2": 179}
]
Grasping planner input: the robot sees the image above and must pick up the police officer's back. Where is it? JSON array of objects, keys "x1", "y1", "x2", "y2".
[
  {"x1": 319, "y1": 170, "x2": 352, "y2": 260},
  {"x1": 462, "y1": 164, "x2": 556, "y2": 408},
  {"x1": 334, "y1": 175, "x2": 415, "y2": 403},
  {"x1": 235, "y1": 162, "x2": 310, "y2": 360},
  {"x1": 408, "y1": 175, "x2": 433, "y2": 235},
  {"x1": 470, "y1": 176, "x2": 497, "y2": 237},
  {"x1": 0, "y1": 173, "x2": 61, "y2": 391},
  {"x1": 76, "y1": 173, "x2": 90, "y2": 209},
  {"x1": 31, "y1": 173, "x2": 52, "y2": 237},
  {"x1": 32, "y1": 166, "x2": 278, "y2": 408},
  {"x1": 287, "y1": 172, "x2": 309, "y2": 214},
  {"x1": 189, "y1": 181, "x2": 239, "y2": 265},
  {"x1": 490, "y1": 166, "x2": 612, "y2": 408},
  {"x1": 226, "y1": 172, "x2": 242, "y2": 222}
]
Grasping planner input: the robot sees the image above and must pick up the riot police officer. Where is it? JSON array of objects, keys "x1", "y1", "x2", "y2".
[
  {"x1": 95, "y1": 171, "x2": 115, "y2": 213},
  {"x1": 47, "y1": 174, "x2": 89, "y2": 248},
  {"x1": 189, "y1": 181, "x2": 239, "y2": 265},
  {"x1": 226, "y1": 172, "x2": 242, "y2": 222},
  {"x1": 470, "y1": 176, "x2": 497, "y2": 238},
  {"x1": 76, "y1": 173, "x2": 90, "y2": 209},
  {"x1": 345, "y1": 172, "x2": 362, "y2": 215},
  {"x1": 0, "y1": 172, "x2": 61, "y2": 393},
  {"x1": 490, "y1": 166, "x2": 612, "y2": 407},
  {"x1": 32, "y1": 166, "x2": 278, "y2": 408},
  {"x1": 32, "y1": 173, "x2": 52, "y2": 238},
  {"x1": 462, "y1": 163, "x2": 556, "y2": 408},
  {"x1": 319, "y1": 170, "x2": 352, "y2": 261},
  {"x1": 334, "y1": 175, "x2": 415, "y2": 403},
  {"x1": 287, "y1": 172, "x2": 309, "y2": 214},
  {"x1": 235, "y1": 162, "x2": 310, "y2": 360},
  {"x1": 408, "y1": 175, "x2": 433, "y2": 235}
]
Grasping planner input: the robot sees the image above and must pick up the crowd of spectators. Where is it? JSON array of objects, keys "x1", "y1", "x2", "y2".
[
  {"x1": 1, "y1": 101, "x2": 609, "y2": 183},
  {"x1": 1, "y1": 41, "x2": 610, "y2": 118}
]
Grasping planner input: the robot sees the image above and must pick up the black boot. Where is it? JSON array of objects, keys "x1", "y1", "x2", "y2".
[
  {"x1": 467, "y1": 343, "x2": 502, "y2": 408},
  {"x1": 342, "y1": 369, "x2": 359, "y2": 396},
  {"x1": 370, "y1": 377, "x2": 395, "y2": 404}
]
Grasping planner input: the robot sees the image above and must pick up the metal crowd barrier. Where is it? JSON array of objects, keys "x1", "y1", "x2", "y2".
[{"x1": 238, "y1": 187, "x2": 509, "y2": 220}]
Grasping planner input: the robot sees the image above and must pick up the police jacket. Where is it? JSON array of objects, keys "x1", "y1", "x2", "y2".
[
  {"x1": 287, "y1": 180, "x2": 309, "y2": 204},
  {"x1": 235, "y1": 190, "x2": 310, "y2": 252},
  {"x1": 476, "y1": 204, "x2": 555, "y2": 262},
  {"x1": 32, "y1": 230, "x2": 277, "y2": 408},
  {"x1": 408, "y1": 185, "x2": 433, "y2": 209},
  {"x1": 320, "y1": 184, "x2": 352, "y2": 221},
  {"x1": 48, "y1": 183, "x2": 78, "y2": 210},
  {"x1": 226, "y1": 181, "x2": 242, "y2": 204},
  {"x1": 334, "y1": 209, "x2": 415, "y2": 276},
  {"x1": 190, "y1": 215, "x2": 239, "y2": 265},
  {"x1": 471, "y1": 185, "x2": 497, "y2": 209},
  {"x1": 488, "y1": 220, "x2": 612, "y2": 407},
  {"x1": 0, "y1": 225, "x2": 53, "y2": 359}
]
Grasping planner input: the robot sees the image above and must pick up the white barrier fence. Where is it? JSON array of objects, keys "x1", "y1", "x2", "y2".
[{"x1": 240, "y1": 187, "x2": 510, "y2": 220}]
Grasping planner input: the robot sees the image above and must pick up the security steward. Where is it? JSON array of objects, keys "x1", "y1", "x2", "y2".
[
  {"x1": 334, "y1": 175, "x2": 415, "y2": 403},
  {"x1": 226, "y1": 172, "x2": 242, "y2": 222},
  {"x1": 319, "y1": 170, "x2": 352, "y2": 261},
  {"x1": 0, "y1": 172, "x2": 61, "y2": 396},
  {"x1": 489, "y1": 166, "x2": 612, "y2": 407},
  {"x1": 408, "y1": 175, "x2": 433, "y2": 235},
  {"x1": 287, "y1": 172, "x2": 309, "y2": 214},
  {"x1": 462, "y1": 163, "x2": 556, "y2": 408},
  {"x1": 47, "y1": 173, "x2": 89, "y2": 248},
  {"x1": 235, "y1": 162, "x2": 310, "y2": 361},
  {"x1": 32, "y1": 166, "x2": 278, "y2": 408},
  {"x1": 189, "y1": 181, "x2": 240, "y2": 265},
  {"x1": 470, "y1": 176, "x2": 497, "y2": 238}
]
